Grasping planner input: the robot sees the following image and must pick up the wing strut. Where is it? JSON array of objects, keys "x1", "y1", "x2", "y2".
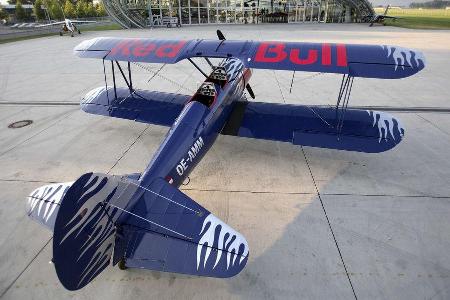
[
  {"x1": 102, "y1": 59, "x2": 110, "y2": 105},
  {"x1": 187, "y1": 58, "x2": 208, "y2": 78},
  {"x1": 335, "y1": 74, "x2": 355, "y2": 137},
  {"x1": 111, "y1": 61, "x2": 118, "y2": 100},
  {"x1": 115, "y1": 61, "x2": 133, "y2": 94}
]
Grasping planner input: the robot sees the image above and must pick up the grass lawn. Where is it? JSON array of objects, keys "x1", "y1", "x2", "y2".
[
  {"x1": 0, "y1": 23, "x2": 122, "y2": 45},
  {"x1": 373, "y1": 8, "x2": 450, "y2": 29},
  {"x1": 384, "y1": 16, "x2": 450, "y2": 29},
  {"x1": 0, "y1": 32, "x2": 56, "y2": 44},
  {"x1": 82, "y1": 23, "x2": 122, "y2": 31}
]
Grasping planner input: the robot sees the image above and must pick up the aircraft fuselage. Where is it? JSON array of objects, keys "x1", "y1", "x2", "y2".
[{"x1": 139, "y1": 59, "x2": 252, "y2": 188}]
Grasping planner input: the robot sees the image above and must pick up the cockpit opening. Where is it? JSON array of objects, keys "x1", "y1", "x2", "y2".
[
  {"x1": 209, "y1": 67, "x2": 227, "y2": 84},
  {"x1": 190, "y1": 66, "x2": 229, "y2": 108},
  {"x1": 191, "y1": 82, "x2": 216, "y2": 107}
]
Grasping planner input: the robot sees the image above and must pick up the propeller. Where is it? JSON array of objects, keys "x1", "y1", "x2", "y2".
[
  {"x1": 217, "y1": 30, "x2": 255, "y2": 99},
  {"x1": 217, "y1": 29, "x2": 226, "y2": 41}
]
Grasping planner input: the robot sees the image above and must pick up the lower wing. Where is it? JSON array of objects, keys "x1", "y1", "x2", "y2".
[
  {"x1": 81, "y1": 86, "x2": 189, "y2": 126},
  {"x1": 35, "y1": 21, "x2": 65, "y2": 27},
  {"x1": 71, "y1": 20, "x2": 97, "y2": 24},
  {"x1": 221, "y1": 101, "x2": 405, "y2": 153}
]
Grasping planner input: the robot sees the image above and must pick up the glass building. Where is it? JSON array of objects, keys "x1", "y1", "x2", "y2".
[{"x1": 102, "y1": 0, "x2": 374, "y2": 28}]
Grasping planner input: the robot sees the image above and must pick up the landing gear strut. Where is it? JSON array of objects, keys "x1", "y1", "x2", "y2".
[{"x1": 118, "y1": 258, "x2": 127, "y2": 270}]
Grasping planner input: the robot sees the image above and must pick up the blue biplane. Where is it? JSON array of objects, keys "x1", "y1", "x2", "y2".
[{"x1": 26, "y1": 31, "x2": 425, "y2": 290}]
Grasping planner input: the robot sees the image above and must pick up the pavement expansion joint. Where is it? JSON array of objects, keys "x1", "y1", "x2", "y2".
[
  {"x1": 0, "y1": 109, "x2": 77, "y2": 158},
  {"x1": 301, "y1": 146, "x2": 358, "y2": 300},
  {"x1": 0, "y1": 238, "x2": 53, "y2": 299},
  {"x1": 107, "y1": 125, "x2": 150, "y2": 174}
]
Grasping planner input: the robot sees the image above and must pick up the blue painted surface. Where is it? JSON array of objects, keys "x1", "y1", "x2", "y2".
[
  {"x1": 75, "y1": 38, "x2": 425, "y2": 79},
  {"x1": 234, "y1": 102, "x2": 405, "y2": 153},
  {"x1": 81, "y1": 87, "x2": 188, "y2": 126}
]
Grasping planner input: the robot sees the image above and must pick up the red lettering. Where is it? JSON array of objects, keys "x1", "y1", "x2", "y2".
[
  {"x1": 322, "y1": 44, "x2": 331, "y2": 65},
  {"x1": 133, "y1": 42, "x2": 156, "y2": 57},
  {"x1": 254, "y1": 42, "x2": 287, "y2": 63},
  {"x1": 110, "y1": 41, "x2": 131, "y2": 56},
  {"x1": 290, "y1": 49, "x2": 318, "y2": 65},
  {"x1": 155, "y1": 41, "x2": 186, "y2": 58},
  {"x1": 337, "y1": 44, "x2": 347, "y2": 66}
]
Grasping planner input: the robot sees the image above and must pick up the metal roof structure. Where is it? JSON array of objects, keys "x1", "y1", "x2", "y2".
[{"x1": 102, "y1": 0, "x2": 374, "y2": 28}]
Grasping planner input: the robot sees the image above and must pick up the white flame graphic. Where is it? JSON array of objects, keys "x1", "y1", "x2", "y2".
[
  {"x1": 223, "y1": 58, "x2": 244, "y2": 81},
  {"x1": 57, "y1": 175, "x2": 119, "y2": 288},
  {"x1": 27, "y1": 182, "x2": 74, "y2": 223},
  {"x1": 82, "y1": 86, "x2": 106, "y2": 104},
  {"x1": 367, "y1": 110, "x2": 404, "y2": 143},
  {"x1": 197, "y1": 214, "x2": 249, "y2": 270},
  {"x1": 381, "y1": 45, "x2": 425, "y2": 71}
]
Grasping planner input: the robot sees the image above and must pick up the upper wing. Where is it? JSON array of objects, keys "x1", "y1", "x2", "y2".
[
  {"x1": 35, "y1": 21, "x2": 65, "y2": 27},
  {"x1": 81, "y1": 86, "x2": 189, "y2": 126},
  {"x1": 74, "y1": 37, "x2": 425, "y2": 79},
  {"x1": 221, "y1": 101, "x2": 405, "y2": 153}
]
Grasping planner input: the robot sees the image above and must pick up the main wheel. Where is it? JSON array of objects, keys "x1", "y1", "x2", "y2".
[
  {"x1": 118, "y1": 258, "x2": 127, "y2": 270},
  {"x1": 59, "y1": 32, "x2": 63, "y2": 36},
  {"x1": 78, "y1": 29, "x2": 81, "y2": 34}
]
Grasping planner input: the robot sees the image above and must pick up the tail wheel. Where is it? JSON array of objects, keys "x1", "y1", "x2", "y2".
[
  {"x1": 71, "y1": 33, "x2": 74, "y2": 37},
  {"x1": 118, "y1": 258, "x2": 127, "y2": 270}
]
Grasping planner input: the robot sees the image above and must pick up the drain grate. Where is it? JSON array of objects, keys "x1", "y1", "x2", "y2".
[{"x1": 8, "y1": 120, "x2": 33, "y2": 129}]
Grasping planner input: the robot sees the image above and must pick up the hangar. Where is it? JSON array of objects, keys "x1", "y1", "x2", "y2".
[{"x1": 102, "y1": 0, "x2": 374, "y2": 28}]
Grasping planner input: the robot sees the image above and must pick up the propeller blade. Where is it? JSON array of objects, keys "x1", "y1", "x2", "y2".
[
  {"x1": 246, "y1": 84, "x2": 255, "y2": 99},
  {"x1": 217, "y1": 30, "x2": 226, "y2": 40}
]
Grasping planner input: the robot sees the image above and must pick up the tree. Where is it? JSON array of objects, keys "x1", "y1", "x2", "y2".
[
  {"x1": 63, "y1": 0, "x2": 75, "y2": 18},
  {"x1": 15, "y1": 1, "x2": 27, "y2": 21},
  {"x1": 0, "y1": 5, "x2": 9, "y2": 21},
  {"x1": 8, "y1": 0, "x2": 33, "y2": 5},
  {"x1": 75, "y1": 0, "x2": 86, "y2": 17},
  {"x1": 46, "y1": 0, "x2": 63, "y2": 19},
  {"x1": 86, "y1": 2, "x2": 95, "y2": 17},
  {"x1": 95, "y1": 2, "x2": 107, "y2": 16},
  {"x1": 33, "y1": 0, "x2": 46, "y2": 20}
]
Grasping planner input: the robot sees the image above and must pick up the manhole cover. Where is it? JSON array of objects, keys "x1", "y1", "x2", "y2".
[{"x1": 8, "y1": 120, "x2": 33, "y2": 129}]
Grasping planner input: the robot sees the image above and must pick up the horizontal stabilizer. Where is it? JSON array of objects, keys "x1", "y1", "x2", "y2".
[
  {"x1": 115, "y1": 178, "x2": 249, "y2": 278},
  {"x1": 26, "y1": 182, "x2": 73, "y2": 230},
  {"x1": 222, "y1": 101, "x2": 405, "y2": 153}
]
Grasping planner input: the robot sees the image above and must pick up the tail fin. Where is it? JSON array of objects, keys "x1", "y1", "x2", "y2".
[{"x1": 52, "y1": 172, "x2": 137, "y2": 290}]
